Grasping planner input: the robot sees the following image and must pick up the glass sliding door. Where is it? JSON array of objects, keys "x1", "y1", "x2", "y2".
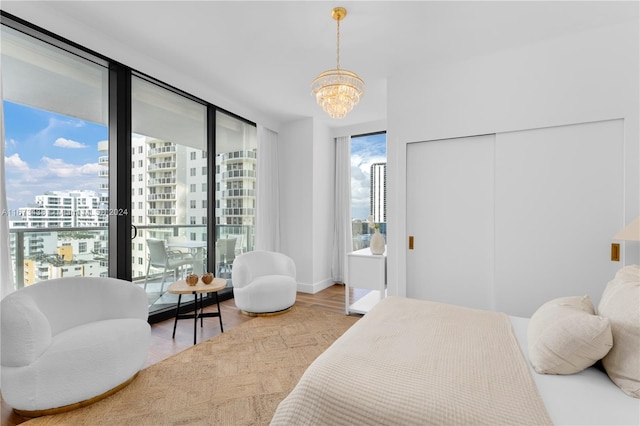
[
  {"x1": 215, "y1": 111, "x2": 257, "y2": 284},
  {"x1": 2, "y1": 24, "x2": 109, "y2": 289},
  {"x1": 130, "y1": 75, "x2": 207, "y2": 313}
]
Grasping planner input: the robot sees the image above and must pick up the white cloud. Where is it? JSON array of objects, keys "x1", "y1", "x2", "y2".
[
  {"x1": 6, "y1": 156, "x2": 104, "y2": 211},
  {"x1": 350, "y1": 153, "x2": 387, "y2": 220},
  {"x1": 40, "y1": 157, "x2": 101, "y2": 178},
  {"x1": 54, "y1": 138, "x2": 88, "y2": 149},
  {"x1": 4, "y1": 153, "x2": 29, "y2": 172}
]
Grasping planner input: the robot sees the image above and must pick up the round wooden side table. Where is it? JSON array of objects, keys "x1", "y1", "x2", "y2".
[{"x1": 167, "y1": 277, "x2": 226, "y2": 345}]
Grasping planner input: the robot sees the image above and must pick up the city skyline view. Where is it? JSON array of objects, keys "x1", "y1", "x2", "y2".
[{"x1": 4, "y1": 100, "x2": 386, "y2": 222}]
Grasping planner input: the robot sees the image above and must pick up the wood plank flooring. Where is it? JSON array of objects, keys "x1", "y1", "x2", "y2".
[{"x1": 1, "y1": 284, "x2": 351, "y2": 426}]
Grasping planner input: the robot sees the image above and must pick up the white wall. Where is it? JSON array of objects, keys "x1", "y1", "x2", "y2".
[
  {"x1": 311, "y1": 121, "x2": 335, "y2": 290},
  {"x1": 279, "y1": 118, "x2": 313, "y2": 290},
  {"x1": 279, "y1": 118, "x2": 335, "y2": 293},
  {"x1": 387, "y1": 20, "x2": 639, "y2": 311}
]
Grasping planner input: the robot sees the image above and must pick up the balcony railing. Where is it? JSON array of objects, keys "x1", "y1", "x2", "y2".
[
  {"x1": 219, "y1": 150, "x2": 256, "y2": 161},
  {"x1": 147, "y1": 193, "x2": 176, "y2": 201},
  {"x1": 147, "y1": 162, "x2": 176, "y2": 171},
  {"x1": 221, "y1": 189, "x2": 255, "y2": 198},
  {"x1": 221, "y1": 170, "x2": 256, "y2": 179},
  {"x1": 148, "y1": 177, "x2": 176, "y2": 186},
  {"x1": 220, "y1": 208, "x2": 255, "y2": 216},
  {"x1": 147, "y1": 146, "x2": 176, "y2": 157},
  {"x1": 147, "y1": 208, "x2": 176, "y2": 216},
  {"x1": 9, "y1": 224, "x2": 255, "y2": 316},
  {"x1": 9, "y1": 226, "x2": 109, "y2": 289}
]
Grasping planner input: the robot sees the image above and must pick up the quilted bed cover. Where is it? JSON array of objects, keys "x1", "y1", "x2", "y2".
[{"x1": 271, "y1": 296, "x2": 552, "y2": 426}]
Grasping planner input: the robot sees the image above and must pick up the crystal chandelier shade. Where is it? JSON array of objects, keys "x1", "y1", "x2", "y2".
[
  {"x1": 311, "y1": 7, "x2": 365, "y2": 119},
  {"x1": 311, "y1": 70, "x2": 365, "y2": 119}
]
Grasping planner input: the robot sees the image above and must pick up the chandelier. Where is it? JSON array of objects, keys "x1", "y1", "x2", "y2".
[{"x1": 311, "y1": 7, "x2": 365, "y2": 119}]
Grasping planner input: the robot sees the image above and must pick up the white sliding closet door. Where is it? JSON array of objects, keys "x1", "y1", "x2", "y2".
[
  {"x1": 406, "y1": 120, "x2": 624, "y2": 317},
  {"x1": 494, "y1": 120, "x2": 624, "y2": 316},
  {"x1": 406, "y1": 135, "x2": 495, "y2": 310}
]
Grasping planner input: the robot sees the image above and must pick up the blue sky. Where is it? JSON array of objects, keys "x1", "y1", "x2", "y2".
[
  {"x1": 4, "y1": 101, "x2": 385, "y2": 220},
  {"x1": 3, "y1": 101, "x2": 107, "y2": 212}
]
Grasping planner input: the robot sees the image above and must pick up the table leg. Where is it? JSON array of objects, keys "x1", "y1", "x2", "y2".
[
  {"x1": 200, "y1": 293, "x2": 204, "y2": 327},
  {"x1": 192, "y1": 291, "x2": 197, "y2": 345},
  {"x1": 215, "y1": 291, "x2": 224, "y2": 333},
  {"x1": 172, "y1": 294, "x2": 182, "y2": 338}
]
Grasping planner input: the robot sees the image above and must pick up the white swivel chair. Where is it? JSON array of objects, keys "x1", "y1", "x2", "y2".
[
  {"x1": 144, "y1": 238, "x2": 193, "y2": 292},
  {"x1": 1, "y1": 277, "x2": 150, "y2": 417},
  {"x1": 232, "y1": 250, "x2": 297, "y2": 315}
]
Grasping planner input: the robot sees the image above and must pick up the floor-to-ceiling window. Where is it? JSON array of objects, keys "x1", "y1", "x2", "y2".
[
  {"x1": 2, "y1": 23, "x2": 109, "y2": 288},
  {"x1": 350, "y1": 132, "x2": 387, "y2": 250},
  {"x1": 2, "y1": 13, "x2": 258, "y2": 321}
]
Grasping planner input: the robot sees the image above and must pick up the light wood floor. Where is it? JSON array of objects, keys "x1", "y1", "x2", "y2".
[{"x1": 1, "y1": 284, "x2": 351, "y2": 426}]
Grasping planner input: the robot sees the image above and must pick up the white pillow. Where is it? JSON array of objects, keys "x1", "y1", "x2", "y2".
[
  {"x1": 528, "y1": 295, "x2": 612, "y2": 375},
  {"x1": 598, "y1": 265, "x2": 640, "y2": 398}
]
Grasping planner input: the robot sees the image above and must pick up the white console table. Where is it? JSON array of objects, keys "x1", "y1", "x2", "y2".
[{"x1": 346, "y1": 247, "x2": 387, "y2": 315}]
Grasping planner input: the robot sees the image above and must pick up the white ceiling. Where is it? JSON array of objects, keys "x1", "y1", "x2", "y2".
[{"x1": 2, "y1": 1, "x2": 638, "y2": 131}]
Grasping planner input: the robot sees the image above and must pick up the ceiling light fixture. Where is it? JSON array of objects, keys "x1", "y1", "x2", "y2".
[{"x1": 311, "y1": 6, "x2": 365, "y2": 119}]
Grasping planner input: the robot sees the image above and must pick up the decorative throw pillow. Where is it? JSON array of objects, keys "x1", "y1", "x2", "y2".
[
  {"x1": 528, "y1": 295, "x2": 612, "y2": 375},
  {"x1": 598, "y1": 265, "x2": 640, "y2": 398}
]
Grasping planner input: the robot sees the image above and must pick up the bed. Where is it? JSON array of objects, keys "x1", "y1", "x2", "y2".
[{"x1": 271, "y1": 291, "x2": 640, "y2": 425}]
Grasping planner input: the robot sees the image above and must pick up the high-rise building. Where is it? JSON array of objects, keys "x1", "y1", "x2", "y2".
[
  {"x1": 370, "y1": 162, "x2": 386, "y2": 223},
  {"x1": 130, "y1": 137, "x2": 209, "y2": 278},
  {"x1": 215, "y1": 149, "x2": 256, "y2": 229},
  {"x1": 13, "y1": 190, "x2": 108, "y2": 229}
]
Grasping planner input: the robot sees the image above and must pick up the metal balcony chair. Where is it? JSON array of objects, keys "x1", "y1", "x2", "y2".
[
  {"x1": 144, "y1": 238, "x2": 194, "y2": 292},
  {"x1": 167, "y1": 235, "x2": 191, "y2": 255},
  {"x1": 216, "y1": 237, "x2": 237, "y2": 278}
]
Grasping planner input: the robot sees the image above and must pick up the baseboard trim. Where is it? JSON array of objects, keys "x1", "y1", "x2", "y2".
[{"x1": 297, "y1": 279, "x2": 336, "y2": 294}]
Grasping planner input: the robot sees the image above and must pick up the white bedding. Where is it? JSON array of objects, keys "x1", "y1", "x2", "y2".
[
  {"x1": 272, "y1": 296, "x2": 552, "y2": 425},
  {"x1": 272, "y1": 296, "x2": 640, "y2": 426},
  {"x1": 510, "y1": 316, "x2": 640, "y2": 425}
]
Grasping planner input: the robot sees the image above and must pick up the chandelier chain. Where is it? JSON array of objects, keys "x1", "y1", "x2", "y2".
[{"x1": 336, "y1": 18, "x2": 341, "y2": 70}]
